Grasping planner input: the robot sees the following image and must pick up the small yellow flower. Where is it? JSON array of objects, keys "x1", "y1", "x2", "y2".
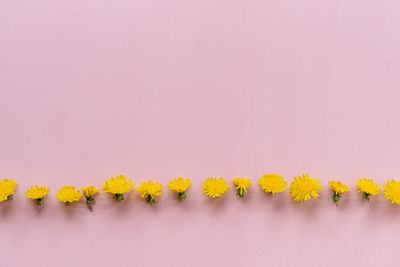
[
  {"x1": 233, "y1": 178, "x2": 252, "y2": 197},
  {"x1": 82, "y1": 186, "x2": 100, "y2": 211},
  {"x1": 290, "y1": 174, "x2": 322, "y2": 203},
  {"x1": 136, "y1": 180, "x2": 163, "y2": 204},
  {"x1": 26, "y1": 185, "x2": 49, "y2": 205},
  {"x1": 169, "y1": 178, "x2": 192, "y2": 201},
  {"x1": 384, "y1": 180, "x2": 400, "y2": 205},
  {"x1": 357, "y1": 178, "x2": 380, "y2": 201},
  {"x1": 0, "y1": 178, "x2": 17, "y2": 202},
  {"x1": 56, "y1": 186, "x2": 82, "y2": 205},
  {"x1": 329, "y1": 181, "x2": 350, "y2": 206},
  {"x1": 202, "y1": 177, "x2": 229, "y2": 199},
  {"x1": 102, "y1": 174, "x2": 134, "y2": 201},
  {"x1": 259, "y1": 174, "x2": 287, "y2": 195}
]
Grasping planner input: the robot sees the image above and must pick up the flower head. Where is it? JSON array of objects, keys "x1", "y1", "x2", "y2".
[
  {"x1": 202, "y1": 177, "x2": 229, "y2": 199},
  {"x1": 82, "y1": 186, "x2": 100, "y2": 211},
  {"x1": 233, "y1": 178, "x2": 252, "y2": 197},
  {"x1": 0, "y1": 179, "x2": 17, "y2": 202},
  {"x1": 329, "y1": 181, "x2": 350, "y2": 206},
  {"x1": 259, "y1": 174, "x2": 287, "y2": 195},
  {"x1": 384, "y1": 180, "x2": 400, "y2": 205},
  {"x1": 102, "y1": 175, "x2": 134, "y2": 201},
  {"x1": 56, "y1": 186, "x2": 82, "y2": 205},
  {"x1": 26, "y1": 185, "x2": 49, "y2": 205},
  {"x1": 290, "y1": 174, "x2": 322, "y2": 203},
  {"x1": 169, "y1": 178, "x2": 192, "y2": 201},
  {"x1": 136, "y1": 180, "x2": 163, "y2": 204},
  {"x1": 357, "y1": 178, "x2": 380, "y2": 201}
]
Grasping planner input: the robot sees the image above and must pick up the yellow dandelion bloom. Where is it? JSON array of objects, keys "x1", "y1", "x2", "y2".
[
  {"x1": 202, "y1": 177, "x2": 229, "y2": 199},
  {"x1": 82, "y1": 186, "x2": 100, "y2": 211},
  {"x1": 233, "y1": 177, "x2": 252, "y2": 197},
  {"x1": 259, "y1": 174, "x2": 287, "y2": 195},
  {"x1": 169, "y1": 178, "x2": 192, "y2": 201},
  {"x1": 329, "y1": 181, "x2": 350, "y2": 206},
  {"x1": 290, "y1": 173, "x2": 322, "y2": 203},
  {"x1": 0, "y1": 178, "x2": 17, "y2": 202},
  {"x1": 136, "y1": 180, "x2": 163, "y2": 204},
  {"x1": 56, "y1": 186, "x2": 82, "y2": 205},
  {"x1": 102, "y1": 174, "x2": 134, "y2": 201},
  {"x1": 384, "y1": 180, "x2": 400, "y2": 205},
  {"x1": 26, "y1": 185, "x2": 49, "y2": 205},
  {"x1": 357, "y1": 178, "x2": 380, "y2": 201}
]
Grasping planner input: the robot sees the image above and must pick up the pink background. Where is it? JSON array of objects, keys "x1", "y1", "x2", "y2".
[{"x1": 1, "y1": 0, "x2": 400, "y2": 266}]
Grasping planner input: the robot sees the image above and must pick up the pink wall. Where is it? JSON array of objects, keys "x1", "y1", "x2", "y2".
[{"x1": 1, "y1": 0, "x2": 400, "y2": 266}]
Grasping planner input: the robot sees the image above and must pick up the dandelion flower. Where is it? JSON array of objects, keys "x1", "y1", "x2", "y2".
[
  {"x1": 357, "y1": 178, "x2": 380, "y2": 201},
  {"x1": 26, "y1": 185, "x2": 49, "y2": 205},
  {"x1": 384, "y1": 180, "x2": 400, "y2": 205},
  {"x1": 102, "y1": 174, "x2": 134, "y2": 201},
  {"x1": 169, "y1": 178, "x2": 192, "y2": 201},
  {"x1": 329, "y1": 181, "x2": 350, "y2": 206},
  {"x1": 202, "y1": 177, "x2": 229, "y2": 199},
  {"x1": 56, "y1": 186, "x2": 82, "y2": 205},
  {"x1": 0, "y1": 178, "x2": 17, "y2": 202},
  {"x1": 233, "y1": 178, "x2": 252, "y2": 198},
  {"x1": 82, "y1": 186, "x2": 100, "y2": 211},
  {"x1": 259, "y1": 174, "x2": 287, "y2": 195},
  {"x1": 136, "y1": 180, "x2": 163, "y2": 204},
  {"x1": 290, "y1": 174, "x2": 322, "y2": 203}
]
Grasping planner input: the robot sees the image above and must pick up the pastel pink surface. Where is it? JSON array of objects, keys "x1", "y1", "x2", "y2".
[{"x1": 1, "y1": 0, "x2": 400, "y2": 266}]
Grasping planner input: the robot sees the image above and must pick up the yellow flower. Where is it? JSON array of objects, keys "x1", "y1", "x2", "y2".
[
  {"x1": 136, "y1": 180, "x2": 163, "y2": 204},
  {"x1": 259, "y1": 174, "x2": 287, "y2": 195},
  {"x1": 26, "y1": 185, "x2": 49, "y2": 205},
  {"x1": 329, "y1": 181, "x2": 350, "y2": 206},
  {"x1": 357, "y1": 178, "x2": 380, "y2": 201},
  {"x1": 102, "y1": 174, "x2": 134, "y2": 201},
  {"x1": 233, "y1": 178, "x2": 252, "y2": 197},
  {"x1": 169, "y1": 178, "x2": 192, "y2": 201},
  {"x1": 0, "y1": 178, "x2": 17, "y2": 202},
  {"x1": 290, "y1": 174, "x2": 322, "y2": 203},
  {"x1": 202, "y1": 177, "x2": 229, "y2": 199},
  {"x1": 82, "y1": 186, "x2": 100, "y2": 211},
  {"x1": 384, "y1": 180, "x2": 400, "y2": 205},
  {"x1": 56, "y1": 186, "x2": 82, "y2": 205}
]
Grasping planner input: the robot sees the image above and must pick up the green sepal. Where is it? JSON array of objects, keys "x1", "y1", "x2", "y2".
[
  {"x1": 146, "y1": 194, "x2": 156, "y2": 204},
  {"x1": 114, "y1": 193, "x2": 124, "y2": 201},
  {"x1": 332, "y1": 192, "x2": 341, "y2": 206},
  {"x1": 86, "y1": 197, "x2": 95, "y2": 211},
  {"x1": 178, "y1": 192, "x2": 187, "y2": 202},
  {"x1": 35, "y1": 198, "x2": 44, "y2": 205},
  {"x1": 362, "y1": 192, "x2": 371, "y2": 201},
  {"x1": 237, "y1": 188, "x2": 245, "y2": 198}
]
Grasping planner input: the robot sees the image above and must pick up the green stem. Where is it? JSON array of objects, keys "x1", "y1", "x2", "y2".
[
  {"x1": 332, "y1": 192, "x2": 341, "y2": 206},
  {"x1": 35, "y1": 198, "x2": 44, "y2": 205}
]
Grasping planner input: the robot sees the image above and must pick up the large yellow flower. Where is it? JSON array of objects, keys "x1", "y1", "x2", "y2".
[
  {"x1": 233, "y1": 178, "x2": 252, "y2": 197},
  {"x1": 169, "y1": 178, "x2": 192, "y2": 201},
  {"x1": 136, "y1": 180, "x2": 163, "y2": 204},
  {"x1": 329, "y1": 181, "x2": 350, "y2": 206},
  {"x1": 56, "y1": 186, "x2": 82, "y2": 205},
  {"x1": 290, "y1": 174, "x2": 322, "y2": 203},
  {"x1": 357, "y1": 178, "x2": 380, "y2": 201},
  {"x1": 102, "y1": 175, "x2": 134, "y2": 201},
  {"x1": 259, "y1": 174, "x2": 287, "y2": 195},
  {"x1": 26, "y1": 185, "x2": 49, "y2": 205},
  {"x1": 82, "y1": 186, "x2": 100, "y2": 211},
  {"x1": 0, "y1": 178, "x2": 17, "y2": 202},
  {"x1": 202, "y1": 177, "x2": 229, "y2": 199},
  {"x1": 384, "y1": 180, "x2": 400, "y2": 205}
]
